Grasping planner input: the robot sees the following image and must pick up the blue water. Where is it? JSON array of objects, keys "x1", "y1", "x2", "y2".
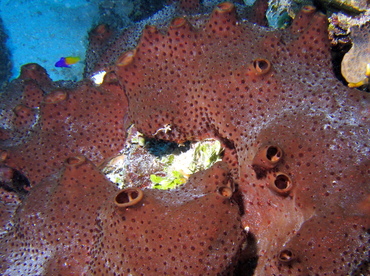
[
  {"x1": 0, "y1": 0, "x2": 175, "y2": 83},
  {"x1": 0, "y1": 0, "x2": 131, "y2": 82}
]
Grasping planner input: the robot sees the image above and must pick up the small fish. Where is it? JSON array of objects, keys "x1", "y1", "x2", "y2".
[{"x1": 55, "y1": 56, "x2": 80, "y2": 68}]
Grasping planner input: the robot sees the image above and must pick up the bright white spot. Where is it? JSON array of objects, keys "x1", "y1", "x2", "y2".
[{"x1": 90, "y1": 71, "x2": 107, "y2": 86}]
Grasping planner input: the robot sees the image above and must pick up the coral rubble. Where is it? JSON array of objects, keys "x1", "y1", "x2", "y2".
[{"x1": 0, "y1": 1, "x2": 369, "y2": 275}]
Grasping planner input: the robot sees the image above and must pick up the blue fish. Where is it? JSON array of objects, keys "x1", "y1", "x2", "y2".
[{"x1": 55, "y1": 56, "x2": 80, "y2": 68}]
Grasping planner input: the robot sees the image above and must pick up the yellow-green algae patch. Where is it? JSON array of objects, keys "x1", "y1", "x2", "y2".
[{"x1": 150, "y1": 139, "x2": 223, "y2": 190}]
